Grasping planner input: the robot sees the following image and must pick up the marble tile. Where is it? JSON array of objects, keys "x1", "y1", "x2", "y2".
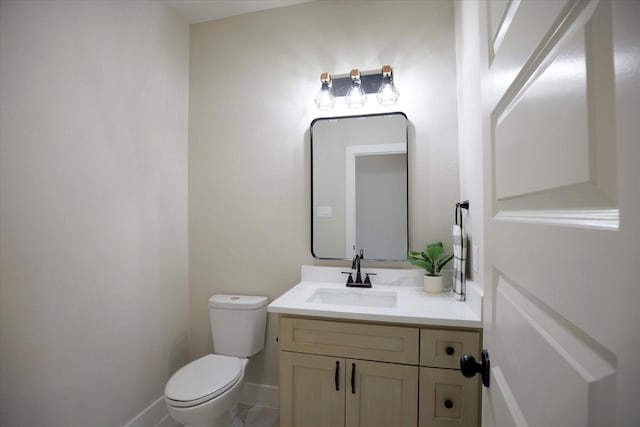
[{"x1": 237, "y1": 404, "x2": 279, "y2": 427}]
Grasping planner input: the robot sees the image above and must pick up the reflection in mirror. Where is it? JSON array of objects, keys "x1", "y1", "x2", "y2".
[{"x1": 311, "y1": 112, "x2": 408, "y2": 261}]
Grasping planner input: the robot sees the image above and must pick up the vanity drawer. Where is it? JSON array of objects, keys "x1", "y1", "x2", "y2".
[
  {"x1": 279, "y1": 316, "x2": 419, "y2": 365},
  {"x1": 420, "y1": 328, "x2": 480, "y2": 369},
  {"x1": 419, "y1": 367, "x2": 479, "y2": 426}
]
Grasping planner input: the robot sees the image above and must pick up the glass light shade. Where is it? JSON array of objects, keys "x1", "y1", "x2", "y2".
[
  {"x1": 315, "y1": 83, "x2": 335, "y2": 111},
  {"x1": 346, "y1": 69, "x2": 367, "y2": 109},
  {"x1": 377, "y1": 76, "x2": 400, "y2": 106},
  {"x1": 346, "y1": 82, "x2": 367, "y2": 108}
]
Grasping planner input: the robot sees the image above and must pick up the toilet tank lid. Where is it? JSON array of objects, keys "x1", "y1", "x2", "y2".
[{"x1": 208, "y1": 294, "x2": 268, "y2": 309}]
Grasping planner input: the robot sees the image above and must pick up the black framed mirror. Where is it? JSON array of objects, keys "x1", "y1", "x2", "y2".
[{"x1": 310, "y1": 112, "x2": 408, "y2": 261}]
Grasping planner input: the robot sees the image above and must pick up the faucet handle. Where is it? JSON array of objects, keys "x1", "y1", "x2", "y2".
[
  {"x1": 363, "y1": 272, "x2": 376, "y2": 287},
  {"x1": 341, "y1": 271, "x2": 354, "y2": 285}
]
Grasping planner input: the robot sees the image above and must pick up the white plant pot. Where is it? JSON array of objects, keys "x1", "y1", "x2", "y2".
[{"x1": 423, "y1": 275, "x2": 444, "y2": 293}]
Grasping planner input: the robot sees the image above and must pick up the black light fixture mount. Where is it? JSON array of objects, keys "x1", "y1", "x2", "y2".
[{"x1": 331, "y1": 69, "x2": 385, "y2": 97}]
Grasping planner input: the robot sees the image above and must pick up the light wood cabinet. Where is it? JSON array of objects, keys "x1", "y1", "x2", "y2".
[
  {"x1": 345, "y1": 359, "x2": 418, "y2": 427},
  {"x1": 278, "y1": 316, "x2": 480, "y2": 427},
  {"x1": 279, "y1": 351, "x2": 345, "y2": 427},
  {"x1": 420, "y1": 328, "x2": 480, "y2": 369},
  {"x1": 279, "y1": 316, "x2": 419, "y2": 364},
  {"x1": 279, "y1": 352, "x2": 418, "y2": 427},
  {"x1": 419, "y1": 367, "x2": 479, "y2": 427},
  {"x1": 419, "y1": 327, "x2": 481, "y2": 427}
]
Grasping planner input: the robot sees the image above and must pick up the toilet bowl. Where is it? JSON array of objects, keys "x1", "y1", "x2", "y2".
[
  {"x1": 164, "y1": 295, "x2": 268, "y2": 427},
  {"x1": 165, "y1": 355, "x2": 248, "y2": 427}
]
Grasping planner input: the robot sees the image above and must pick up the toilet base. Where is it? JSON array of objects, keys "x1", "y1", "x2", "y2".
[
  {"x1": 180, "y1": 403, "x2": 242, "y2": 427},
  {"x1": 171, "y1": 402, "x2": 243, "y2": 427}
]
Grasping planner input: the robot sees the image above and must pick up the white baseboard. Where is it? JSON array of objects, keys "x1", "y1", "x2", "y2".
[
  {"x1": 123, "y1": 396, "x2": 178, "y2": 427},
  {"x1": 241, "y1": 382, "x2": 279, "y2": 409},
  {"x1": 155, "y1": 415, "x2": 180, "y2": 427}
]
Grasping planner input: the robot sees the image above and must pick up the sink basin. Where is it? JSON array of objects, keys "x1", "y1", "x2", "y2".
[{"x1": 306, "y1": 288, "x2": 397, "y2": 308}]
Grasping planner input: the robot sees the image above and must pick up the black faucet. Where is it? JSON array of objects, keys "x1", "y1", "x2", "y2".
[
  {"x1": 344, "y1": 249, "x2": 372, "y2": 288},
  {"x1": 352, "y1": 249, "x2": 363, "y2": 284}
]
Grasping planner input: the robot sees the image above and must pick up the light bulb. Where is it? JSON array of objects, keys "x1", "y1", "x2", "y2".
[
  {"x1": 377, "y1": 66, "x2": 399, "y2": 106},
  {"x1": 346, "y1": 69, "x2": 367, "y2": 109},
  {"x1": 314, "y1": 73, "x2": 335, "y2": 111}
]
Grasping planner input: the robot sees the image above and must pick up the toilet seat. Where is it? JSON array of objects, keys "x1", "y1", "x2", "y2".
[{"x1": 164, "y1": 354, "x2": 242, "y2": 408}]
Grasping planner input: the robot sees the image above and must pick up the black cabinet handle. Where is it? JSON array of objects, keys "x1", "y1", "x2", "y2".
[
  {"x1": 351, "y1": 363, "x2": 356, "y2": 394},
  {"x1": 444, "y1": 399, "x2": 454, "y2": 409},
  {"x1": 445, "y1": 346, "x2": 455, "y2": 356},
  {"x1": 335, "y1": 361, "x2": 340, "y2": 391}
]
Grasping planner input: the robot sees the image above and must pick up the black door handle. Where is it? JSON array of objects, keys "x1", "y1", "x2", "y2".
[
  {"x1": 460, "y1": 349, "x2": 490, "y2": 387},
  {"x1": 335, "y1": 361, "x2": 340, "y2": 391}
]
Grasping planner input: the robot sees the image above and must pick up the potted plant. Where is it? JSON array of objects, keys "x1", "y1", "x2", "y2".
[{"x1": 407, "y1": 242, "x2": 454, "y2": 293}]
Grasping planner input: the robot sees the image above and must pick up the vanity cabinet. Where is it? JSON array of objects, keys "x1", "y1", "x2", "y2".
[
  {"x1": 279, "y1": 316, "x2": 419, "y2": 427},
  {"x1": 419, "y1": 328, "x2": 480, "y2": 426},
  {"x1": 279, "y1": 351, "x2": 418, "y2": 427},
  {"x1": 278, "y1": 316, "x2": 481, "y2": 427}
]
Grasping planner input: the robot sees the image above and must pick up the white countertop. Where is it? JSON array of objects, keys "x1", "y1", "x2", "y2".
[{"x1": 268, "y1": 266, "x2": 482, "y2": 328}]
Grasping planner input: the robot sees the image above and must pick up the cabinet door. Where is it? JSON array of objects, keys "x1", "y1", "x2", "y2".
[
  {"x1": 345, "y1": 359, "x2": 419, "y2": 427},
  {"x1": 419, "y1": 367, "x2": 479, "y2": 427},
  {"x1": 279, "y1": 351, "x2": 345, "y2": 427}
]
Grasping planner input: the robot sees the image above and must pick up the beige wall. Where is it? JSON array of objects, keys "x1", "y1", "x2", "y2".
[
  {"x1": 0, "y1": 1, "x2": 190, "y2": 425},
  {"x1": 454, "y1": 0, "x2": 484, "y2": 286},
  {"x1": 189, "y1": 0, "x2": 460, "y2": 387}
]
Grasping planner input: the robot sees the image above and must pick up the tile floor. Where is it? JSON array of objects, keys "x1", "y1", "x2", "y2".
[
  {"x1": 237, "y1": 404, "x2": 279, "y2": 427},
  {"x1": 162, "y1": 404, "x2": 279, "y2": 427}
]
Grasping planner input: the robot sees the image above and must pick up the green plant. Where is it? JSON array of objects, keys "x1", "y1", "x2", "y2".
[{"x1": 407, "y1": 242, "x2": 454, "y2": 276}]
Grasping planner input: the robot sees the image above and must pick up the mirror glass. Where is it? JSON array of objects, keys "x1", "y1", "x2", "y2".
[{"x1": 311, "y1": 112, "x2": 408, "y2": 261}]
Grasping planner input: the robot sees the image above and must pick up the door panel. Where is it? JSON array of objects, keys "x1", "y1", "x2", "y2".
[
  {"x1": 478, "y1": 0, "x2": 640, "y2": 425},
  {"x1": 493, "y1": 273, "x2": 615, "y2": 425},
  {"x1": 495, "y1": 24, "x2": 590, "y2": 199},
  {"x1": 488, "y1": 0, "x2": 572, "y2": 88},
  {"x1": 492, "y1": 0, "x2": 617, "y2": 212}
]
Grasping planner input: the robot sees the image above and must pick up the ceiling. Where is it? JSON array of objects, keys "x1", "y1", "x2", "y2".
[{"x1": 167, "y1": 0, "x2": 313, "y2": 24}]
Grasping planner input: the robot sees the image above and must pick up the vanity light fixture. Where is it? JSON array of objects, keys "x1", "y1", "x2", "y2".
[
  {"x1": 314, "y1": 72, "x2": 335, "y2": 111},
  {"x1": 377, "y1": 65, "x2": 400, "y2": 106},
  {"x1": 345, "y1": 69, "x2": 367, "y2": 109},
  {"x1": 314, "y1": 65, "x2": 400, "y2": 110}
]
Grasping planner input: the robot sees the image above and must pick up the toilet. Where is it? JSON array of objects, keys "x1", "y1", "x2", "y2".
[{"x1": 164, "y1": 295, "x2": 268, "y2": 427}]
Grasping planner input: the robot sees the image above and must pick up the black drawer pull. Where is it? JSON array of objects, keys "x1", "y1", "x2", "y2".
[
  {"x1": 444, "y1": 399, "x2": 454, "y2": 409},
  {"x1": 445, "y1": 346, "x2": 455, "y2": 356},
  {"x1": 351, "y1": 363, "x2": 356, "y2": 394},
  {"x1": 335, "y1": 361, "x2": 340, "y2": 391}
]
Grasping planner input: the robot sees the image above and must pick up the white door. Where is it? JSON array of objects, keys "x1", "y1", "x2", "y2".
[{"x1": 478, "y1": 0, "x2": 640, "y2": 425}]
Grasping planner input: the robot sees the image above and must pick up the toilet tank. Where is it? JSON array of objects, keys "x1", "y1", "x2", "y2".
[{"x1": 208, "y1": 295, "x2": 268, "y2": 357}]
